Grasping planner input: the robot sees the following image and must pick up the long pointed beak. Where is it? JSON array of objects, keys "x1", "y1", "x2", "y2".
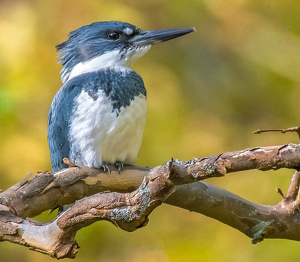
[{"x1": 130, "y1": 27, "x2": 195, "y2": 46}]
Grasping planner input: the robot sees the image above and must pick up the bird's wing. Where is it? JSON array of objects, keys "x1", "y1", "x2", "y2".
[{"x1": 47, "y1": 80, "x2": 82, "y2": 171}]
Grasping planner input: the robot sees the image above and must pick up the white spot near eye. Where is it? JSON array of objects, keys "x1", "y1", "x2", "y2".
[{"x1": 124, "y1": 28, "x2": 133, "y2": 35}]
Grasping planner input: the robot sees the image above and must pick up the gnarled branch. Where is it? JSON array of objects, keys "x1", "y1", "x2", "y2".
[{"x1": 1, "y1": 143, "x2": 300, "y2": 258}]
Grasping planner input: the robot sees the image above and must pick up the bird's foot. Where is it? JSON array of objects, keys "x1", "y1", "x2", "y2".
[
  {"x1": 115, "y1": 161, "x2": 124, "y2": 174},
  {"x1": 102, "y1": 162, "x2": 111, "y2": 174}
]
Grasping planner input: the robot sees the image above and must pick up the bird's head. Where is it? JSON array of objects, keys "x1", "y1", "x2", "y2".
[{"x1": 57, "y1": 21, "x2": 195, "y2": 83}]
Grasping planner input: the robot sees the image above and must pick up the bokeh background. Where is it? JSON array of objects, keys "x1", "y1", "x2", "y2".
[{"x1": 1, "y1": 0, "x2": 300, "y2": 261}]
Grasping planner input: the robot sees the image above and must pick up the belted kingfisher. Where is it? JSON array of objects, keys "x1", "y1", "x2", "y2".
[{"x1": 48, "y1": 21, "x2": 194, "y2": 172}]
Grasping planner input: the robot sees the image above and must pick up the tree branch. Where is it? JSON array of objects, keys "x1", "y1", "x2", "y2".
[{"x1": 1, "y1": 143, "x2": 300, "y2": 258}]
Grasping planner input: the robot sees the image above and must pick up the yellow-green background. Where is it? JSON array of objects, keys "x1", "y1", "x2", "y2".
[{"x1": 1, "y1": 0, "x2": 300, "y2": 261}]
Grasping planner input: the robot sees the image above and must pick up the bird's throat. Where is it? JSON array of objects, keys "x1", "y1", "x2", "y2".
[{"x1": 63, "y1": 46, "x2": 151, "y2": 83}]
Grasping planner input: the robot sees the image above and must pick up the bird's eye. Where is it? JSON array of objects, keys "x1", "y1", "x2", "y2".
[{"x1": 107, "y1": 31, "x2": 121, "y2": 40}]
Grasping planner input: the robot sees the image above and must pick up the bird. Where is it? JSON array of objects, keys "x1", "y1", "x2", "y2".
[{"x1": 48, "y1": 21, "x2": 194, "y2": 173}]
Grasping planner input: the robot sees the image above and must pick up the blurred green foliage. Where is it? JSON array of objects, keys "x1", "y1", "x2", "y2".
[{"x1": 1, "y1": 0, "x2": 300, "y2": 261}]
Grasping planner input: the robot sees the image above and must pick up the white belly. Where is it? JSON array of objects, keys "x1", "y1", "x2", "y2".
[{"x1": 69, "y1": 90, "x2": 147, "y2": 167}]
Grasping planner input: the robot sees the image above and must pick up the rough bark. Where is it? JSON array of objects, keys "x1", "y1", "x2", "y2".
[{"x1": 1, "y1": 143, "x2": 300, "y2": 258}]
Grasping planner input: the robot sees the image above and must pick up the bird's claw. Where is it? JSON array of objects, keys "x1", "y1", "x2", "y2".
[
  {"x1": 115, "y1": 161, "x2": 124, "y2": 174},
  {"x1": 102, "y1": 162, "x2": 111, "y2": 174},
  {"x1": 101, "y1": 161, "x2": 123, "y2": 174}
]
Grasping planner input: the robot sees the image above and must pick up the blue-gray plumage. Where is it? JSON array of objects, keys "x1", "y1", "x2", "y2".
[
  {"x1": 48, "y1": 21, "x2": 194, "y2": 172},
  {"x1": 48, "y1": 69, "x2": 146, "y2": 171}
]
